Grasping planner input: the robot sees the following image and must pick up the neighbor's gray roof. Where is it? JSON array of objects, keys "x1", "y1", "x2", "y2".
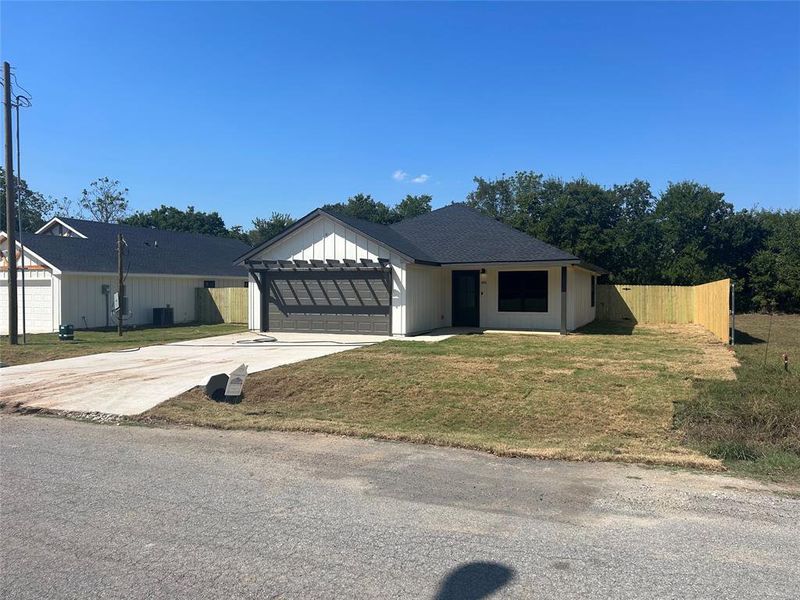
[
  {"x1": 237, "y1": 203, "x2": 591, "y2": 267},
  {"x1": 21, "y1": 218, "x2": 251, "y2": 277}
]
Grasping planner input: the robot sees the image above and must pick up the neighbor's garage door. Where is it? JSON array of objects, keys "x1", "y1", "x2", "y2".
[
  {"x1": 0, "y1": 278, "x2": 54, "y2": 335},
  {"x1": 267, "y1": 272, "x2": 390, "y2": 334}
]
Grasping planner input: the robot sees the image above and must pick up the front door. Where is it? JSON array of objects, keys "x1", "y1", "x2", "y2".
[{"x1": 452, "y1": 270, "x2": 480, "y2": 327}]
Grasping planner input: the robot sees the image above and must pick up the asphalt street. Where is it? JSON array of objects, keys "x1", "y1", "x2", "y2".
[{"x1": 1, "y1": 416, "x2": 798, "y2": 599}]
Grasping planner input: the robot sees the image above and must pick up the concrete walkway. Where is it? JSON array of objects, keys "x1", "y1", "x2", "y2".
[{"x1": 0, "y1": 332, "x2": 389, "y2": 415}]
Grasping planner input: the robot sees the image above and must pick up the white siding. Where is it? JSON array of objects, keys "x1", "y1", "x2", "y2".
[
  {"x1": 567, "y1": 267, "x2": 596, "y2": 330},
  {"x1": 2, "y1": 235, "x2": 250, "y2": 333},
  {"x1": 0, "y1": 271, "x2": 56, "y2": 334},
  {"x1": 0, "y1": 239, "x2": 57, "y2": 334},
  {"x1": 247, "y1": 214, "x2": 409, "y2": 335},
  {"x1": 405, "y1": 265, "x2": 448, "y2": 334},
  {"x1": 243, "y1": 214, "x2": 599, "y2": 335},
  {"x1": 59, "y1": 274, "x2": 245, "y2": 329},
  {"x1": 399, "y1": 263, "x2": 594, "y2": 334},
  {"x1": 479, "y1": 265, "x2": 563, "y2": 331},
  {"x1": 248, "y1": 273, "x2": 260, "y2": 331}
]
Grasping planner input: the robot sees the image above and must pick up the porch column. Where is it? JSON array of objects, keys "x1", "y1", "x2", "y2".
[
  {"x1": 259, "y1": 272, "x2": 269, "y2": 332},
  {"x1": 560, "y1": 266, "x2": 567, "y2": 335}
]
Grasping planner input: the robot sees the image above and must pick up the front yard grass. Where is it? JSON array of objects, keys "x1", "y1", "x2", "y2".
[
  {"x1": 0, "y1": 323, "x2": 247, "y2": 366},
  {"x1": 146, "y1": 322, "x2": 740, "y2": 471},
  {"x1": 677, "y1": 313, "x2": 800, "y2": 482}
]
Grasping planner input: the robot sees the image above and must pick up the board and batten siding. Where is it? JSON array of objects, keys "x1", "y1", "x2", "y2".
[
  {"x1": 405, "y1": 265, "x2": 448, "y2": 334},
  {"x1": 407, "y1": 264, "x2": 582, "y2": 334},
  {"x1": 246, "y1": 214, "x2": 409, "y2": 335},
  {"x1": 0, "y1": 240, "x2": 59, "y2": 334},
  {"x1": 567, "y1": 267, "x2": 596, "y2": 331},
  {"x1": 0, "y1": 270, "x2": 58, "y2": 334},
  {"x1": 59, "y1": 274, "x2": 244, "y2": 329}
]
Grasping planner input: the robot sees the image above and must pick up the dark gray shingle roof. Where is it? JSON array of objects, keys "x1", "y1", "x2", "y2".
[
  {"x1": 238, "y1": 203, "x2": 587, "y2": 267},
  {"x1": 389, "y1": 204, "x2": 578, "y2": 263},
  {"x1": 23, "y1": 218, "x2": 251, "y2": 277}
]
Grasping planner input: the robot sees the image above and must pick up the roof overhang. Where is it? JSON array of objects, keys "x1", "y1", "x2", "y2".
[
  {"x1": 432, "y1": 259, "x2": 609, "y2": 274},
  {"x1": 0, "y1": 231, "x2": 62, "y2": 273},
  {"x1": 574, "y1": 260, "x2": 609, "y2": 275}
]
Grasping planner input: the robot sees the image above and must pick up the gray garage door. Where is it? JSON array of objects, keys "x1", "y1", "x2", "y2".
[{"x1": 267, "y1": 272, "x2": 391, "y2": 334}]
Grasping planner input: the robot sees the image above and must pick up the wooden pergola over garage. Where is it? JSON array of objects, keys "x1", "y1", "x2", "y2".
[{"x1": 245, "y1": 258, "x2": 393, "y2": 335}]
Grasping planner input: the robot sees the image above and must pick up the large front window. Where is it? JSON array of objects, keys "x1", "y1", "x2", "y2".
[{"x1": 498, "y1": 271, "x2": 548, "y2": 312}]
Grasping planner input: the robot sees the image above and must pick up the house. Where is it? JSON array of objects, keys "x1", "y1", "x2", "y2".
[
  {"x1": 236, "y1": 203, "x2": 606, "y2": 336},
  {"x1": 0, "y1": 217, "x2": 251, "y2": 334}
]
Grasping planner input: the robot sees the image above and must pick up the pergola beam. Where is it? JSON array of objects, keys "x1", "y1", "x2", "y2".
[{"x1": 243, "y1": 258, "x2": 393, "y2": 334}]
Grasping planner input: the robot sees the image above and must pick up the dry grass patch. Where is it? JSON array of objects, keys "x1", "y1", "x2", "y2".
[{"x1": 145, "y1": 322, "x2": 738, "y2": 469}]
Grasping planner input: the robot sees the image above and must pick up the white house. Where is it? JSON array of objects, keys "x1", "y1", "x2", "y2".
[
  {"x1": 1, "y1": 217, "x2": 251, "y2": 334},
  {"x1": 236, "y1": 204, "x2": 606, "y2": 336}
]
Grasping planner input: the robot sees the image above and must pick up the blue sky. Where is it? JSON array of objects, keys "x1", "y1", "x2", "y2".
[{"x1": 2, "y1": 1, "x2": 798, "y2": 228}]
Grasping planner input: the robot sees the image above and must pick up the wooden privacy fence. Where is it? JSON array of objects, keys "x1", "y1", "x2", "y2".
[
  {"x1": 195, "y1": 287, "x2": 248, "y2": 324},
  {"x1": 596, "y1": 278, "x2": 731, "y2": 343}
]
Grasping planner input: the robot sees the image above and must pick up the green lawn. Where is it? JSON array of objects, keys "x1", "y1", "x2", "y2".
[
  {"x1": 146, "y1": 321, "x2": 741, "y2": 471},
  {"x1": 0, "y1": 323, "x2": 247, "y2": 367},
  {"x1": 678, "y1": 313, "x2": 800, "y2": 482}
]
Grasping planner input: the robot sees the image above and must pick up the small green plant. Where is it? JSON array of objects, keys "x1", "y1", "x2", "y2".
[{"x1": 708, "y1": 440, "x2": 759, "y2": 461}]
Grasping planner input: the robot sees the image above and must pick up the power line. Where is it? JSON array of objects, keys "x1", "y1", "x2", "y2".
[
  {"x1": 9, "y1": 71, "x2": 33, "y2": 102},
  {"x1": 0, "y1": 73, "x2": 33, "y2": 108}
]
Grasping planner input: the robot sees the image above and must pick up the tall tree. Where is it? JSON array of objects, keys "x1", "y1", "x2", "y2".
[
  {"x1": 123, "y1": 205, "x2": 230, "y2": 237},
  {"x1": 80, "y1": 177, "x2": 129, "y2": 223},
  {"x1": 394, "y1": 194, "x2": 432, "y2": 221},
  {"x1": 609, "y1": 180, "x2": 661, "y2": 283},
  {"x1": 654, "y1": 181, "x2": 734, "y2": 285},
  {"x1": 465, "y1": 171, "x2": 544, "y2": 232},
  {"x1": 535, "y1": 178, "x2": 622, "y2": 272},
  {"x1": 248, "y1": 212, "x2": 296, "y2": 246},
  {"x1": 52, "y1": 196, "x2": 83, "y2": 219},
  {"x1": 323, "y1": 193, "x2": 395, "y2": 224},
  {"x1": 0, "y1": 167, "x2": 55, "y2": 232},
  {"x1": 747, "y1": 210, "x2": 800, "y2": 312}
]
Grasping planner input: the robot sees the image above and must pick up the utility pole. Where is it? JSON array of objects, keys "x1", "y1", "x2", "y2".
[
  {"x1": 3, "y1": 61, "x2": 18, "y2": 345},
  {"x1": 117, "y1": 233, "x2": 124, "y2": 336},
  {"x1": 16, "y1": 95, "x2": 27, "y2": 344}
]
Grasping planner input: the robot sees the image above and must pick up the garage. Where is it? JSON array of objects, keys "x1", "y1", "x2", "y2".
[
  {"x1": 250, "y1": 259, "x2": 392, "y2": 335},
  {"x1": 0, "y1": 276, "x2": 55, "y2": 335}
]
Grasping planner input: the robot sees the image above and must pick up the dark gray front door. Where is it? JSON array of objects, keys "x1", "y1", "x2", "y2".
[
  {"x1": 267, "y1": 272, "x2": 391, "y2": 334},
  {"x1": 452, "y1": 270, "x2": 480, "y2": 327}
]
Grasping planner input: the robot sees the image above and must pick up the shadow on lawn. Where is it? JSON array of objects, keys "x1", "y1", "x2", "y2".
[
  {"x1": 731, "y1": 328, "x2": 766, "y2": 345},
  {"x1": 434, "y1": 562, "x2": 516, "y2": 600},
  {"x1": 576, "y1": 320, "x2": 636, "y2": 336}
]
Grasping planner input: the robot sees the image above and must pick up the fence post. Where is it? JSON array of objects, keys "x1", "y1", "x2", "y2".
[{"x1": 730, "y1": 281, "x2": 735, "y2": 347}]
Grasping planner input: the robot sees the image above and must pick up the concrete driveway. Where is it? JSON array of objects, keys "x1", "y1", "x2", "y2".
[{"x1": 0, "y1": 332, "x2": 388, "y2": 415}]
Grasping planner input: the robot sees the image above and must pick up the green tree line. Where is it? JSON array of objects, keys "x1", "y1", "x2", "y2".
[
  {"x1": 464, "y1": 172, "x2": 798, "y2": 313},
  {"x1": 2, "y1": 168, "x2": 797, "y2": 312}
]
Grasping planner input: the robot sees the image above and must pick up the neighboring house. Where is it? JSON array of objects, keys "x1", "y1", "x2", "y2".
[
  {"x1": 237, "y1": 203, "x2": 606, "y2": 336},
  {"x1": 0, "y1": 217, "x2": 250, "y2": 334}
]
